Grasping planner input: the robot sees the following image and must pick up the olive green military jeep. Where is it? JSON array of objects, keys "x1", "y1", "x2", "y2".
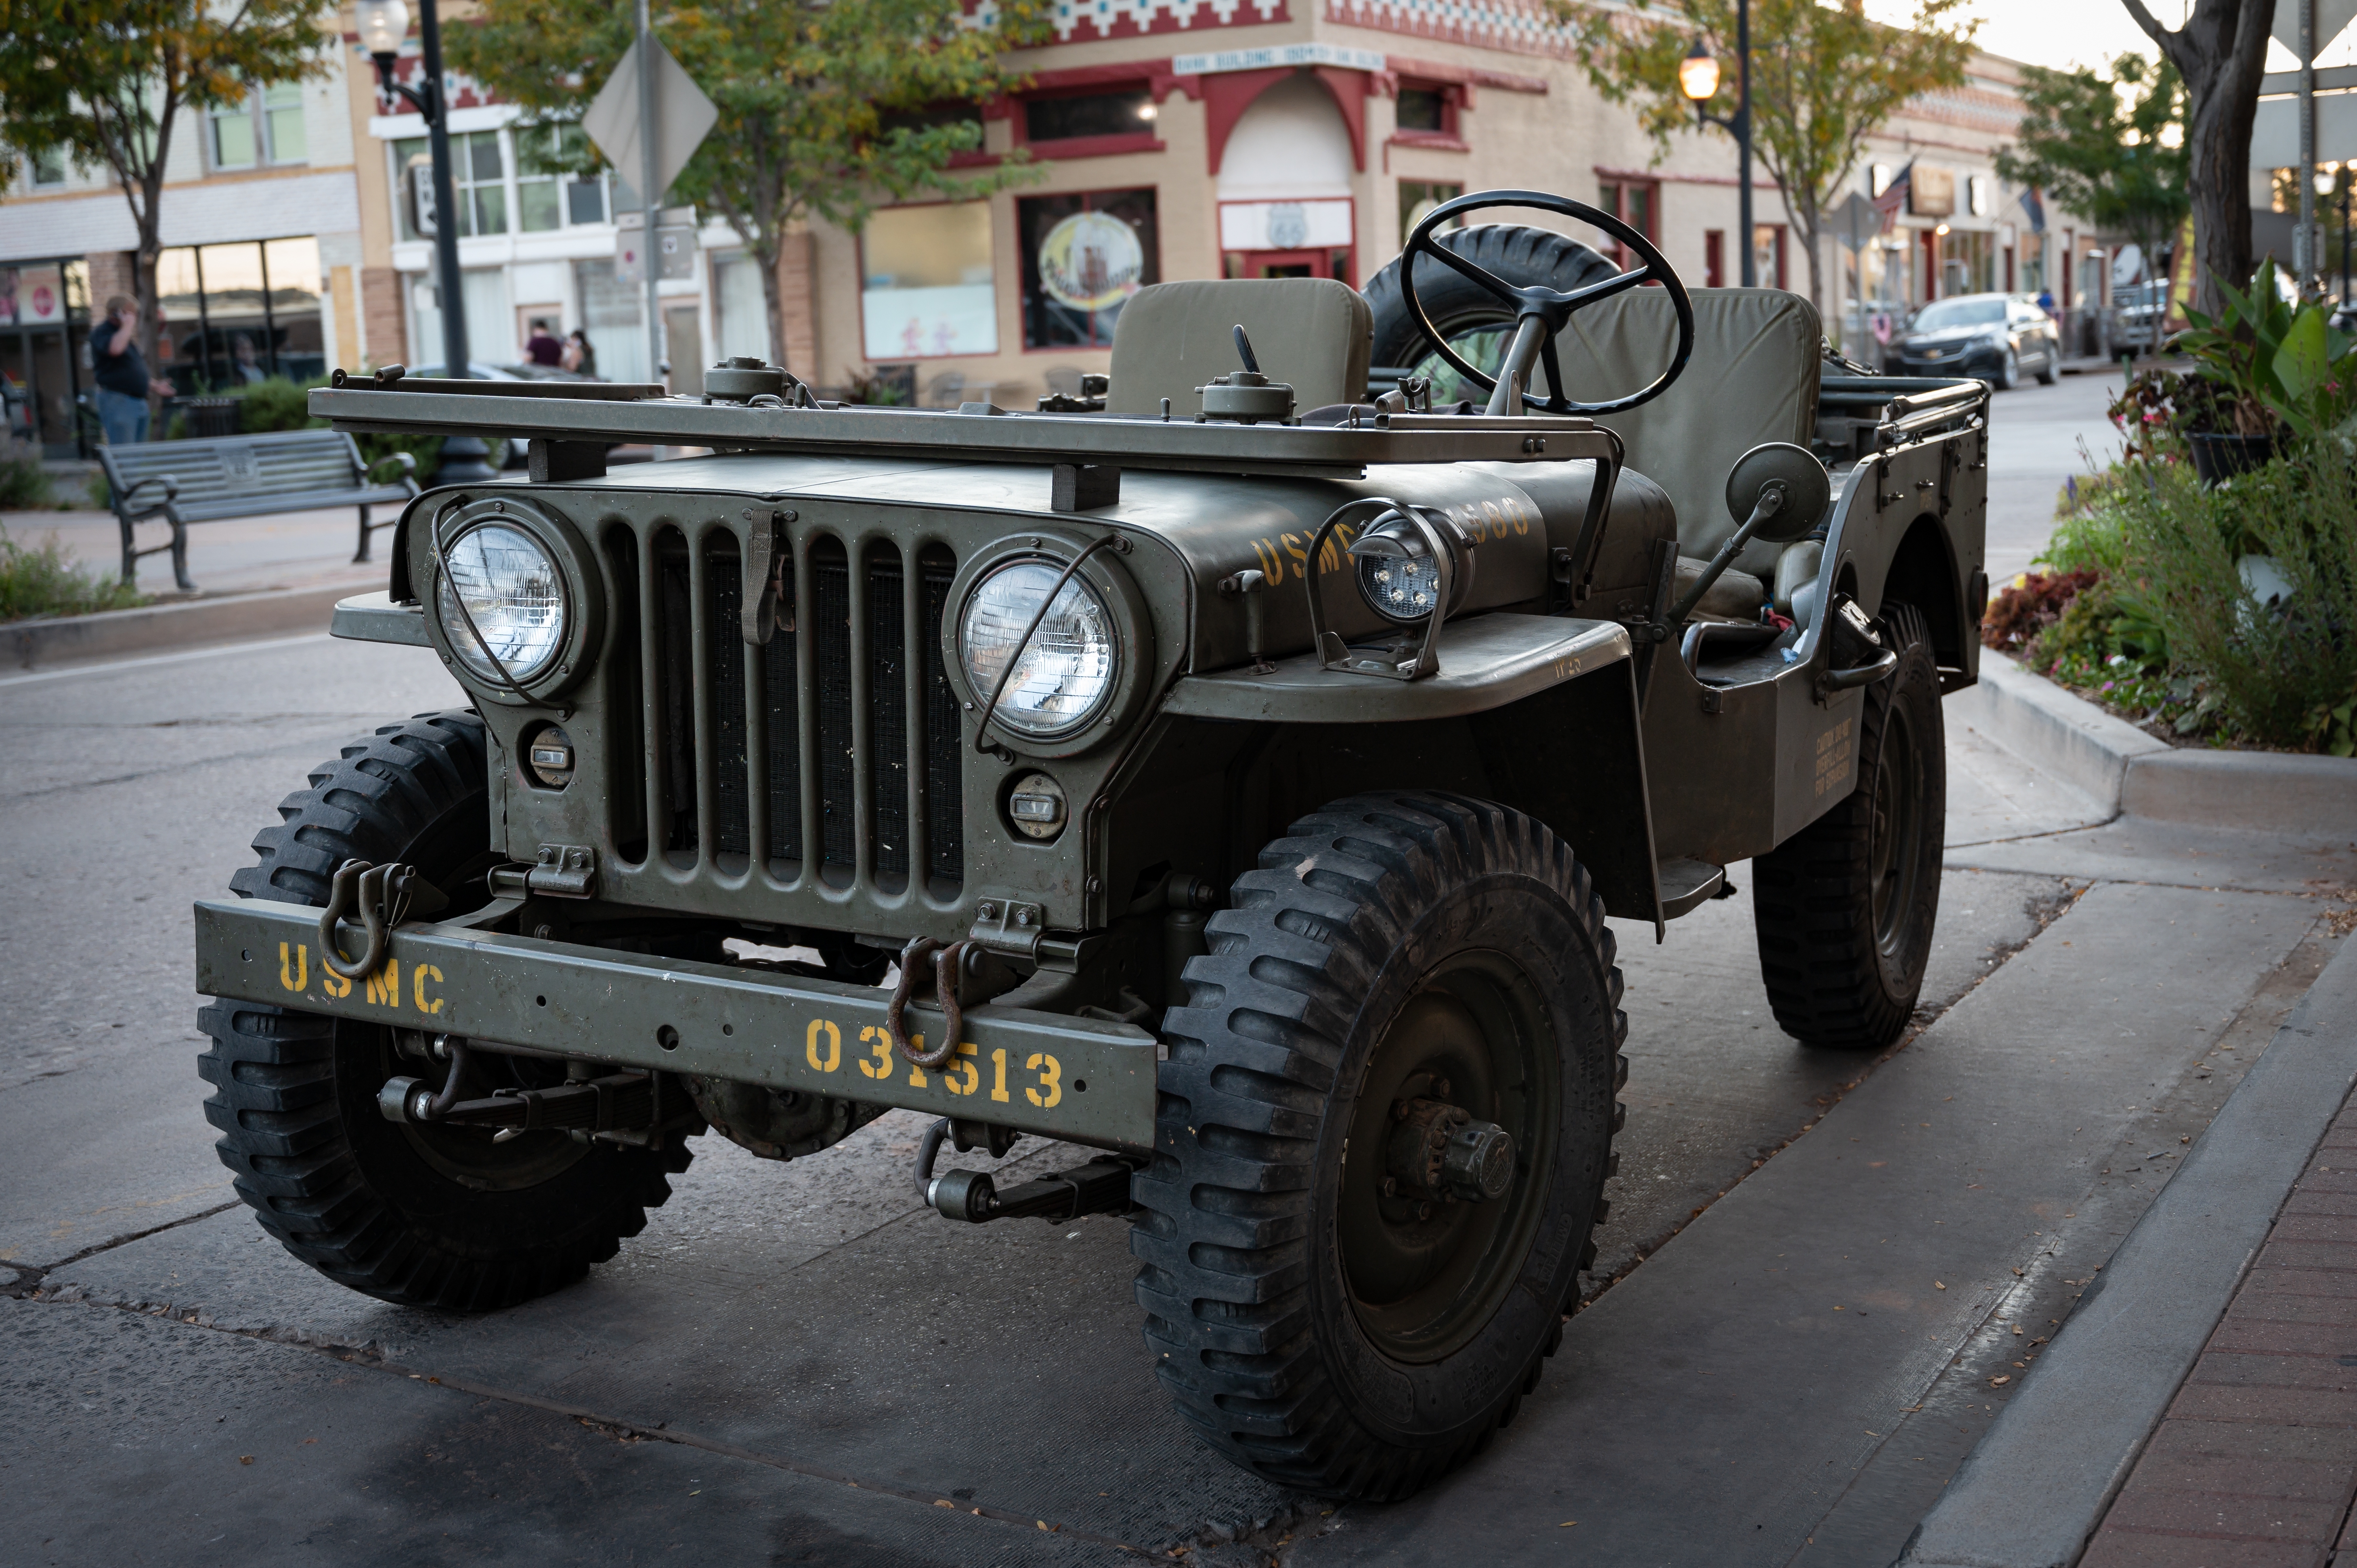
[{"x1": 193, "y1": 190, "x2": 1988, "y2": 1501}]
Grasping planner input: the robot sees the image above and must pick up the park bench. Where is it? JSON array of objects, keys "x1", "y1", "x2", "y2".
[{"x1": 101, "y1": 428, "x2": 418, "y2": 592}]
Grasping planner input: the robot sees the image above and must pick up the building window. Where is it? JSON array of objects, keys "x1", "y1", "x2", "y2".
[
  {"x1": 861, "y1": 201, "x2": 998, "y2": 360},
  {"x1": 1596, "y1": 178, "x2": 1657, "y2": 268},
  {"x1": 1399, "y1": 181, "x2": 1464, "y2": 245},
  {"x1": 1024, "y1": 86, "x2": 1157, "y2": 145},
  {"x1": 1018, "y1": 188, "x2": 1158, "y2": 350},
  {"x1": 516, "y1": 125, "x2": 604, "y2": 233},
  {"x1": 392, "y1": 131, "x2": 510, "y2": 239},
  {"x1": 29, "y1": 146, "x2": 66, "y2": 188},
  {"x1": 1754, "y1": 224, "x2": 1787, "y2": 289},
  {"x1": 208, "y1": 82, "x2": 308, "y2": 171},
  {"x1": 1704, "y1": 230, "x2": 1724, "y2": 288},
  {"x1": 1397, "y1": 86, "x2": 1446, "y2": 134}
]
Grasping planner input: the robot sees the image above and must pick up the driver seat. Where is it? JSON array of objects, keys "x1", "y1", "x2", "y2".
[
  {"x1": 1553, "y1": 288, "x2": 1825, "y2": 612},
  {"x1": 1106, "y1": 279, "x2": 1374, "y2": 416}
]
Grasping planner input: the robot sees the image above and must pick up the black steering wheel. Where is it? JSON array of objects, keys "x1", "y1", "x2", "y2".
[{"x1": 1400, "y1": 188, "x2": 1696, "y2": 417}]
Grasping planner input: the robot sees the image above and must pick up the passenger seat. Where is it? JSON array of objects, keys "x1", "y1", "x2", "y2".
[{"x1": 1553, "y1": 289, "x2": 1826, "y2": 623}]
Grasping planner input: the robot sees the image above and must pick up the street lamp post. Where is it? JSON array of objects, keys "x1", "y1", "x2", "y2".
[
  {"x1": 354, "y1": 0, "x2": 497, "y2": 485},
  {"x1": 1680, "y1": 0, "x2": 1755, "y2": 288}
]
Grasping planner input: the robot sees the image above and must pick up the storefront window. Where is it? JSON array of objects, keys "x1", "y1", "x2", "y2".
[
  {"x1": 573, "y1": 258, "x2": 648, "y2": 384},
  {"x1": 1938, "y1": 229, "x2": 1996, "y2": 296},
  {"x1": 862, "y1": 202, "x2": 996, "y2": 361},
  {"x1": 0, "y1": 258, "x2": 92, "y2": 455},
  {"x1": 147, "y1": 238, "x2": 327, "y2": 390},
  {"x1": 1753, "y1": 223, "x2": 1786, "y2": 290},
  {"x1": 1018, "y1": 189, "x2": 1157, "y2": 350}
]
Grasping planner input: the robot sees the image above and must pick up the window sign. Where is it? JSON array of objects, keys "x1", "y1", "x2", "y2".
[
  {"x1": 861, "y1": 201, "x2": 998, "y2": 360},
  {"x1": 1018, "y1": 189, "x2": 1157, "y2": 350}
]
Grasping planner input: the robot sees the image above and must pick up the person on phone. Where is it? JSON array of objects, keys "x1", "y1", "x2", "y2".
[{"x1": 91, "y1": 296, "x2": 174, "y2": 444}]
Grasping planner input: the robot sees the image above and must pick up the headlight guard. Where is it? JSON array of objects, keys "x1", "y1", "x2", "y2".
[{"x1": 418, "y1": 493, "x2": 601, "y2": 705}]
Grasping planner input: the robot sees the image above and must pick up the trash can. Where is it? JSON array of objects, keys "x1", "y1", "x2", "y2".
[{"x1": 182, "y1": 396, "x2": 242, "y2": 438}]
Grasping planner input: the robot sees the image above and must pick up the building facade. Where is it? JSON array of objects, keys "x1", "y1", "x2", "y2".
[
  {"x1": 0, "y1": 42, "x2": 365, "y2": 455},
  {"x1": 3, "y1": 0, "x2": 2115, "y2": 456}
]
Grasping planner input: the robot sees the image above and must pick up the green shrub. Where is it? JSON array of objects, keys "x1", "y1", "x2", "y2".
[
  {"x1": 0, "y1": 522, "x2": 147, "y2": 621},
  {"x1": 2039, "y1": 499, "x2": 2133, "y2": 576},
  {"x1": 2101, "y1": 442, "x2": 2357, "y2": 746},
  {"x1": 227, "y1": 375, "x2": 328, "y2": 433},
  {"x1": 0, "y1": 438, "x2": 54, "y2": 508}
]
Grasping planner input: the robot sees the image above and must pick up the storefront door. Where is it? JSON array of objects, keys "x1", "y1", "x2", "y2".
[{"x1": 1224, "y1": 248, "x2": 1348, "y2": 282}]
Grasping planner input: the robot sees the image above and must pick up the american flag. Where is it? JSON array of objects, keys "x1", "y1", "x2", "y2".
[
  {"x1": 1873, "y1": 162, "x2": 1913, "y2": 233},
  {"x1": 2018, "y1": 186, "x2": 2046, "y2": 234}
]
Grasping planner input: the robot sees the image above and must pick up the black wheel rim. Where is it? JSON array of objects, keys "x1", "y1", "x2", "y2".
[
  {"x1": 1868, "y1": 698, "x2": 1925, "y2": 963},
  {"x1": 1339, "y1": 950, "x2": 1557, "y2": 1364}
]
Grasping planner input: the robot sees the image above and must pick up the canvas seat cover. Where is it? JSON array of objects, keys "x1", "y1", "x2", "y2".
[
  {"x1": 1107, "y1": 279, "x2": 1374, "y2": 417},
  {"x1": 1552, "y1": 287, "x2": 1824, "y2": 579}
]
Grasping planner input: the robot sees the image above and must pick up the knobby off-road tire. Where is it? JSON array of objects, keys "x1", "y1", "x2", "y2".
[
  {"x1": 1132, "y1": 792, "x2": 1626, "y2": 1501},
  {"x1": 198, "y1": 711, "x2": 695, "y2": 1311},
  {"x1": 1752, "y1": 603, "x2": 1946, "y2": 1050}
]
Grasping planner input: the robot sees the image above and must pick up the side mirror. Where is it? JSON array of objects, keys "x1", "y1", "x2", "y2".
[{"x1": 1724, "y1": 441, "x2": 1831, "y2": 545}]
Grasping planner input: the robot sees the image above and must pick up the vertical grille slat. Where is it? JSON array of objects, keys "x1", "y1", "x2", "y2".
[
  {"x1": 654, "y1": 532, "x2": 696, "y2": 857},
  {"x1": 868, "y1": 544, "x2": 911, "y2": 894},
  {"x1": 920, "y1": 551, "x2": 963, "y2": 890},
  {"x1": 764, "y1": 547, "x2": 802, "y2": 869},
  {"x1": 703, "y1": 535, "x2": 750, "y2": 864},
  {"x1": 811, "y1": 538, "x2": 856, "y2": 883}
]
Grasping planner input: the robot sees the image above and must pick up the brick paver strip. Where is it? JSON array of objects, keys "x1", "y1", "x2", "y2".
[{"x1": 2081, "y1": 1099, "x2": 2357, "y2": 1568}]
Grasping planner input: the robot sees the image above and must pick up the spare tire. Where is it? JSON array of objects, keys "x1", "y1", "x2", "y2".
[{"x1": 1363, "y1": 224, "x2": 1619, "y2": 402}]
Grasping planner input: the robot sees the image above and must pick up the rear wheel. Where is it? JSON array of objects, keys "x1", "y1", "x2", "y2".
[
  {"x1": 1131, "y1": 792, "x2": 1624, "y2": 1501},
  {"x1": 1751, "y1": 603, "x2": 1945, "y2": 1050},
  {"x1": 198, "y1": 711, "x2": 696, "y2": 1311}
]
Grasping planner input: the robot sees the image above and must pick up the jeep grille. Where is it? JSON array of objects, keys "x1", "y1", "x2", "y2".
[{"x1": 611, "y1": 525, "x2": 963, "y2": 900}]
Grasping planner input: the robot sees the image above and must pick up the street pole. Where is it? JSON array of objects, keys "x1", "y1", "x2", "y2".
[
  {"x1": 1736, "y1": 0, "x2": 1755, "y2": 288},
  {"x1": 637, "y1": 0, "x2": 663, "y2": 392},
  {"x1": 2342, "y1": 178, "x2": 2351, "y2": 306},
  {"x1": 2300, "y1": 0, "x2": 2316, "y2": 290},
  {"x1": 413, "y1": 0, "x2": 495, "y2": 482}
]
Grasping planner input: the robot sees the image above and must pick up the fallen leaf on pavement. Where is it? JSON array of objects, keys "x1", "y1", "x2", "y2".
[{"x1": 1990, "y1": 1375, "x2": 2011, "y2": 1386}]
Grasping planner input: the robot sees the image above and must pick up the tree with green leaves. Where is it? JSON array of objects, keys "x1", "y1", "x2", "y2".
[
  {"x1": 450, "y1": 0, "x2": 1051, "y2": 374},
  {"x1": 1555, "y1": 0, "x2": 1976, "y2": 317},
  {"x1": 0, "y1": 0, "x2": 332, "y2": 394},
  {"x1": 1996, "y1": 55, "x2": 2187, "y2": 290}
]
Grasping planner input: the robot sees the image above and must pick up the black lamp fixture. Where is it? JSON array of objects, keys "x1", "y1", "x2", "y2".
[
  {"x1": 1678, "y1": 0, "x2": 1755, "y2": 288},
  {"x1": 354, "y1": 0, "x2": 497, "y2": 484}
]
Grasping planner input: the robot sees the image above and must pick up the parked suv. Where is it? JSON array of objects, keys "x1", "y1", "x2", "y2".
[{"x1": 1887, "y1": 293, "x2": 2059, "y2": 388}]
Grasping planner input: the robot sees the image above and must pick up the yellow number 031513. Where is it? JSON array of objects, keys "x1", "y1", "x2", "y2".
[{"x1": 797, "y1": 1019, "x2": 1061, "y2": 1112}]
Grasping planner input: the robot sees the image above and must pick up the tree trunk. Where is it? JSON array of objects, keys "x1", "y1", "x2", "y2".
[
  {"x1": 2129, "y1": 0, "x2": 2272, "y2": 317},
  {"x1": 1798, "y1": 210, "x2": 1824, "y2": 317}
]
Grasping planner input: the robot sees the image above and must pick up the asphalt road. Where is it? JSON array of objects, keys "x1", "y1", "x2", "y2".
[
  {"x1": 0, "y1": 629, "x2": 2093, "y2": 1566},
  {"x1": 1981, "y1": 366, "x2": 2126, "y2": 586}
]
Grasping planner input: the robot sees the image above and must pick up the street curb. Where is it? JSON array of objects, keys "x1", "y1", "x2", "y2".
[
  {"x1": 1894, "y1": 932, "x2": 2357, "y2": 1568},
  {"x1": 2, "y1": 581, "x2": 370, "y2": 672},
  {"x1": 1945, "y1": 655, "x2": 2166, "y2": 816},
  {"x1": 1950, "y1": 654, "x2": 2357, "y2": 834}
]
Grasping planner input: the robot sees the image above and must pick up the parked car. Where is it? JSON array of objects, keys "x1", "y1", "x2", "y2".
[
  {"x1": 2113, "y1": 281, "x2": 2172, "y2": 357},
  {"x1": 402, "y1": 363, "x2": 603, "y2": 467},
  {"x1": 1885, "y1": 293, "x2": 2060, "y2": 389}
]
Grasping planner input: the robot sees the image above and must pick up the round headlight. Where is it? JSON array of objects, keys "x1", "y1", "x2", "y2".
[
  {"x1": 436, "y1": 522, "x2": 566, "y2": 684},
  {"x1": 959, "y1": 560, "x2": 1116, "y2": 737},
  {"x1": 1349, "y1": 509, "x2": 1467, "y2": 625}
]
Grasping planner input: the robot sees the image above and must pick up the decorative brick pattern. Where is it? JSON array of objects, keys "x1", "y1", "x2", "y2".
[
  {"x1": 1325, "y1": 0, "x2": 1574, "y2": 59},
  {"x1": 2082, "y1": 1097, "x2": 2357, "y2": 1568},
  {"x1": 966, "y1": 0, "x2": 1287, "y2": 44}
]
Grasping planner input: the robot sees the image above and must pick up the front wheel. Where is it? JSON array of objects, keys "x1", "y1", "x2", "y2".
[
  {"x1": 1988, "y1": 348, "x2": 2019, "y2": 391},
  {"x1": 1751, "y1": 603, "x2": 1945, "y2": 1050},
  {"x1": 198, "y1": 712, "x2": 697, "y2": 1311},
  {"x1": 1131, "y1": 792, "x2": 1625, "y2": 1501}
]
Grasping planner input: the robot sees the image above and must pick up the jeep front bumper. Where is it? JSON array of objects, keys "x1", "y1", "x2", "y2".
[{"x1": 193, "y1": 898, "x2": 1160, "y2": 1151}]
